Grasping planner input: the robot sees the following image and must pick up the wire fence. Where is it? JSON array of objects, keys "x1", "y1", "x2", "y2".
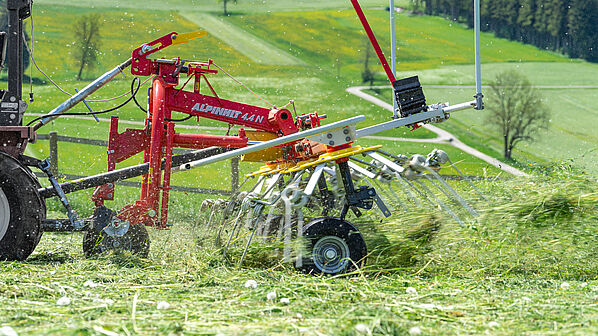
[{"x1": 36, "y1": 132, "x2": 237, "y2": 196}]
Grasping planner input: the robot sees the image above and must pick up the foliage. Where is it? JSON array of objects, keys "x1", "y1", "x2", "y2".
[
  {"x1": 485, "y1": 70, "x2": 550, "y2": 160},
  {"x1": 421, "y1": 0, "x2": 598, "y2": 62},
  {"x1": 361, "y1": 36, "x2": 376, "y2": 86},
  {"x1": 72, "y1": 14, "x2": 102, "y2": 80}
]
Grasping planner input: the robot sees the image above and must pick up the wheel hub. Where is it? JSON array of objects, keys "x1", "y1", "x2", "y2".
[
  {"x1": 312, "y1": 235, "x2": 350, "y2": 274},
  {"x1": 0, "y1": 188, "x2": 10, "y2": 241},
  {"x1": 324, "y1": 248, "x2": 337, "y2": 259}
]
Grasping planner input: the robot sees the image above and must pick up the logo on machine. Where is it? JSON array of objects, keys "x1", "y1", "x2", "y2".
[{"x1": 191, "y1": 103, "x2": 264, "y2": 123}]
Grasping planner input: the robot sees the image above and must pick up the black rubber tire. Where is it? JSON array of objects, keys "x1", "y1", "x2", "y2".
[
  {"x1": 0, "y1": 152, "x2": 45, "y2": 261},
  {"x1": 298, "y1": 217, "x2": 367, "y2": 275},
  {"x1": 83, "y1": 220, "x2": 150, "y2": 258}
]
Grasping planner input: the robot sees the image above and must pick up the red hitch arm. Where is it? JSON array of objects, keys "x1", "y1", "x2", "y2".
[{"x1": 131, "y1": 31, "x2": 206, "y2": 76}]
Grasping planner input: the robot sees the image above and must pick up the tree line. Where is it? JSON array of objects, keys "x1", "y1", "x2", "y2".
[{"x1": 418, "y1": 0, "x2": 598, "y2": 62}]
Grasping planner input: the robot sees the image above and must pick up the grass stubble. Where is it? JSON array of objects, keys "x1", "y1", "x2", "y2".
[{"x1": 1, "y1": 169, "x2": 597, "y2": 335}]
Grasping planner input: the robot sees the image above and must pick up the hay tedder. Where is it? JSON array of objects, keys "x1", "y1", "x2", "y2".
[{"x1": 0, "y1": 0, "x2": 484, "y2": 274}]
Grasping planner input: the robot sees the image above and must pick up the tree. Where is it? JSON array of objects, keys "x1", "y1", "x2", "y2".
[
  {"x1": 361, "y1": 36, "x2": 375, "y2": 87},
  {"x1": 220, "y1": 0, "x2": 238, "y2": 16},
  {"x1": 567, "y1": 0, "x2": 598, "y2": 61},
  {"x1": 72, "y1": 14, "x2": 102, "y2": 80},
  {"x1": 486, "y1": 70, "x2": 550, "y2": 160}
]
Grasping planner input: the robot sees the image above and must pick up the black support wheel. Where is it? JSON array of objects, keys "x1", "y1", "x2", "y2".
[
  {"x1": 298, "y1": 217, "x2": 367, "y2": 275},
  {"x1": 82, "y1": 206, "x2": 150, "y2": 258},
  {"x1": 0, "y1": 152, "x2": 46, "y2": 261}
]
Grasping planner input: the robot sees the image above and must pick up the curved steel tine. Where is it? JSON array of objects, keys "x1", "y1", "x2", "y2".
[
  {"x1": 399, "y1": 174, "x2": 435, "y2": 207},
  {"x1": 215, "y1": 201, "x2": 236, "y2": 246},
  {"x1": 216, "y1": 177, "x2": 253, "y2": 244},
  {"x1": 205, "y1": 201, "x2": 219, "y2": 229},
  {"x1": 282, "y1": 188, "x2": 293, "y2": 263},
  {"x1": 393, "y1": 172, "x2": 424, "y2": 207},
  {"x1": 415, "y1": 179, "x2": 465, "y2": 226},
  {"x1": 371, "y1": 178, "x2": 399, "y2": 212},
  {"x1": 294, "y1": 208, "x2": 305, "y2": 268},
  {"x1": 365, "y1": 177, "x2": 400, "y2": 214},
  {"x1": 222, "y1": 206, "x2": 247, "y2": 258},
  {"x1": 424, "y1": 168, "x2": 479, "y2": 217},
  {"x1": 448, "y1": 158, "x2": 487, "y2": 200},
  {"x1": 235, "y1": 207, "x2": 253, "y2": 240},
  {"x1": 239, "y1": 204, "x2": 265, "y2": 267},
  {"x1": 259, "y1": 207, "x2": 278, "y2": 239},
  {"x1": 281, "y1": 172, "x2": 303, "y2": 263}
]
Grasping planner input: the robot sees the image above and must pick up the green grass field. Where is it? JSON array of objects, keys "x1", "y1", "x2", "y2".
[
  {"x1": 3, "y1": 173, "x2": 598, "y2": 335},
  {"x1": 34, "y1": 0, "x2": 406, "y2": 12},
  {"x1": 2, "y1": 2, "x2": 598, "y2": 335},
  {"x1": 365, "y1": 61, "x2": 598, "y2": 174}
]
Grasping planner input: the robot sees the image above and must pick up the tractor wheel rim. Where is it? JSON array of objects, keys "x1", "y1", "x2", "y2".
[
  {"x1": 0, "y1": 188, "x2": 10, "y2": 241},
  {"x1": 312, "y1": 235, "x2": 350, "y2": 274}
]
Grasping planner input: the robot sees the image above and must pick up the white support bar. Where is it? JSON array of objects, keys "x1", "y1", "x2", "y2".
[
  {"x1": 474, "y1": 0, "x2": 483, "y2": 109},
  {"x1": 443, "y1": 100, "x2": 476, "y2": 113},
  {"x1": 180, "y1": 115, "x2": 365, "y2": 170},
  {"x1": 304, "y1": 164, "x2": 325, "y2": 196},
  {"x1": 366, "y1": 152, "x2": 405, "y2": 173},
  {"x1": 356, "y1": 108, "x2": 444, "y2": 138},
  {"x1": 355, "y1": 99, "x2": 477, "y2": 138},
  {"x1": 348, "y1": 161, "x2": 377, "y2": 179}
]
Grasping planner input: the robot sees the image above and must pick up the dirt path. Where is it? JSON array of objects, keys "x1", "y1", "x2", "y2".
[
  {"x1": 179, "y1": 12, "x2": 305, "y2": 66},
  {"x1": 347, "y1": 86, "x2": 531, "y2": 177}
]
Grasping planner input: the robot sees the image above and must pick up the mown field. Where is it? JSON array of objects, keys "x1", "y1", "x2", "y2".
[
  {"x1": 2, "y1": 1, "x2": 598, "y2": 335},
  {"x1": 3, "y1": 172, "x2": 598, "y2": 335}
]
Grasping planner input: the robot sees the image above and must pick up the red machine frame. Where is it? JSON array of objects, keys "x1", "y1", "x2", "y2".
[
  {"x1": 92, "y1": 0, "x2": 411, "y2": 229},
  {"x1": 93, "y1": 33, "x2": 326, "y2": 228}
]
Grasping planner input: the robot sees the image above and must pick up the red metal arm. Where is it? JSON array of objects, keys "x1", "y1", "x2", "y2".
[
  {"x1": 350, "y1": 0, "x2": 397, "y2": 84},
  {"x1": 166, "y1": 89, "x2": 298, "y2": 135}
]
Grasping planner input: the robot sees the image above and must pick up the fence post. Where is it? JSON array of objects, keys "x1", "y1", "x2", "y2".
[
  {"x1": 49, "y1": 131, "x2": 59, "y2": 176},
  {"x1": 231, "y1": 157, "x2": 239, "y2": 191}
]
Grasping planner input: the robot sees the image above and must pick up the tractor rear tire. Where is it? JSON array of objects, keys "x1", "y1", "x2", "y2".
[{"x1": 0, "y1": 152, "x2": 45, "y2": 261}]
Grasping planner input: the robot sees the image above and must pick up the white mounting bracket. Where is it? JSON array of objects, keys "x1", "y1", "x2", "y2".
[{"x1": 307, "y1": 125, "x2": 356, "y2": 147}]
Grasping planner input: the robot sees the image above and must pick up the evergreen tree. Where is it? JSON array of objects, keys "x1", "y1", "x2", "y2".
[
  {"x1": 567, "y1": 0, "x2": 598, "y2": 60},
  {"x1": 546, "y1": 0, "x2": 568, "y2": 51},
  {"x1": 517, "y1": 0, "x2": 536, "y2": 43},
  {"x1": 423, "y1": 0, "x2": 598, "y2": 62}
]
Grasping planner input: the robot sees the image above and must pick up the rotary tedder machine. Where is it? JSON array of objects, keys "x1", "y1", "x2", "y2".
[{"x1": 0, "y1": 0, "x2": 485, "y2": 274}]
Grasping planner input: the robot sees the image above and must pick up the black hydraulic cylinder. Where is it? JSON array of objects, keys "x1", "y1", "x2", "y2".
[{"x1": 38, "y1": 147, "x2": 231, "y2": 199}]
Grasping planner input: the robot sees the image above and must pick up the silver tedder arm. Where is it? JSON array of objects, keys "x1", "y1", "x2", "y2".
[
  {"x1": 32, "y1": 59, "x2": 132, "y2": 131},
  {"x1": 179, "y1": 116, "x2": 366, "y2": 171}
]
